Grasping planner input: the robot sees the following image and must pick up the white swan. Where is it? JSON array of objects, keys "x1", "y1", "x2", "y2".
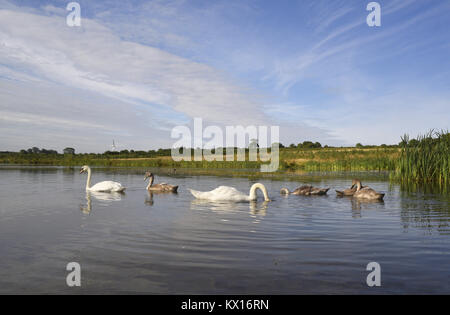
[
  {"x1": 80, "y1": 165, "x2": 126, "y2": 193},
  {"x1": 189, "y1": 183, "x2": 271, "y2": 202}
]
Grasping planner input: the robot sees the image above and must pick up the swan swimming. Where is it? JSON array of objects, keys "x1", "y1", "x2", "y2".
[
  {"x1": 145, "y1": 172, "x2": 178, "y2": 192},
  {"x1": 80, "y1": 165, "x2": 126, "y2": 193},
  {"x1": 189, "y1": 183, "x2": 271, "y2": 202},
  {"x1": 335, "y1": 179, "x2": 363, "y2": 197},
  {"x1": 280, "y1": 185, "x2": 329, "y2": 196},
  {"x1": 352, "y1": 179, "x2": 385, "y2": 200}
]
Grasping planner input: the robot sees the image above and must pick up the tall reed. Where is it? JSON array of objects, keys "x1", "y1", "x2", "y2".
[{"x1": 393, "y1": 130, "x2": 449, "y2": 184}]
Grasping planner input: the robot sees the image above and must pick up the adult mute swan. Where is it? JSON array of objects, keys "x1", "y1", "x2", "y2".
[
  {"x1": 145, "y1": 172, "x2": 178, "y2": 192},
  {"x1": 80, "y1": 165, "x2": 126, "y2": 193},
  {"x1": 189, "y1": 183, "x2": 271, "y2": 202}
]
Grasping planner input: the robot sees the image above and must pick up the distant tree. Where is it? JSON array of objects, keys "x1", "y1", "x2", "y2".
[
  {"x1": 302, "y1": 141, "x2": 315, "y2": 149},
  {"x1": 31, "y1": 147, "x2": 40, "y2": 154},
  {"x1": 64, "y1": 148, "x2": 75, "y2": 155},
  {"x1": 41, "y1": 149, "x2": 58, "y2": 154},
  {"x1": 356, "y1": 143, "x2": 363, "y2": 148},
  {"x1": 314, "y1": 142, "x2": 322, "y2": 148},
  {"x1": 20, "y1": 149, "x2": 27, "y2": 154},
  {"x1": 289, "y1": 144, "x2": 296, "y2": 148},
  {"x1": 399, "y1": 139, "x2": 408, "y2": 147}
]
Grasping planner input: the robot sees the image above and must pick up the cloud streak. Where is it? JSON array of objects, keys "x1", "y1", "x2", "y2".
[{"x1": 0, "y1": 0, "x2": 449, "y2": 151}]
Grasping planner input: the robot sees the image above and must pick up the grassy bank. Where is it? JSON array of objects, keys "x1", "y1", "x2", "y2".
[
  {"x1": 2, "y1": 134, "x2": 448, "y2": 186},
  {"x1": 280, "y1": 147, "x2": 398, "y2": 171},
  {"x1": 0, "y1": 146, "x2": 399, "y2": 172}
]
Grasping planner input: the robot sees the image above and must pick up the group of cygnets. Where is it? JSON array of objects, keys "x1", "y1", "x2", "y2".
[
  {"x1": 79, "y1": 165, "x2": 385, "y2": 202},
  {"x1": 278, "y1": 178, "x2": 384, "y2": 200}
]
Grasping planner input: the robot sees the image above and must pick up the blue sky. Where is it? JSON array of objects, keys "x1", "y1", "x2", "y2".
[{"x1": 0, "y1": 0, "x2": 449, "y2": 152}]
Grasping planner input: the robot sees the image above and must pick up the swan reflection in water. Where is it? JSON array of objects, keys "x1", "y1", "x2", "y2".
[
  {"x1": 190, "y1": 199, "x2": 269, "y2": 217},
  {"x1": 80, "y1": 191, "x2": 124, "y2": 214},
  {"x1": 249, "y1": 201, "x2": 269, "y2": 217},
  {"x1": 350, "y1": 198, "x2": 385, "y2": 218},
  {"x1": 145, "y1": 192, "x2": 154, "y2": 206},
  {"x1": 144, "y1": 190, "x2": 179, "y2": 207}
]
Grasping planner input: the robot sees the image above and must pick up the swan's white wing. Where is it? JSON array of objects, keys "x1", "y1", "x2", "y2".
[
  {"x1": 89, "y1": 181, "x2": 125, "y2": 192},
  {"x1": 189, "y1": 186, "x2": 249, "y2": 202},
  {"x1": 189, "y1": 189, "x2": 208, "y2": 199}
]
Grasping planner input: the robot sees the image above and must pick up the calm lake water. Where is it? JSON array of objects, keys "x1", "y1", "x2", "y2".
[{"x1": 0, "y1": 166, "x2": 449, "y2": 294}]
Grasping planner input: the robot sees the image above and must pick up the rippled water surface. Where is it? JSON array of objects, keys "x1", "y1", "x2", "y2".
[{"x1": 0, "y1": 166, "x2": 449, "y2": 294}]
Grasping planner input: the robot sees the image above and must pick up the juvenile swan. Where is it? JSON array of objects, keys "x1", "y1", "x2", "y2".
[
  {"x1": 145, "y1": 172, "x2": 178, "y2": 192},
  {"x1": 190, "y1": 183, "x2": 271, "y2": 202},
  {"x1": 353, "y1": 179, "x2": 385, "y2": 200},
  {"x1": 336, "y1": 179, "x2": 361, "y2": 197},
  {"x1": 280, "y1": 185, "x2": 329, "y2": 196},
  {"x1": 80, "y1": 165, "x2": 126, "y2": 192}
]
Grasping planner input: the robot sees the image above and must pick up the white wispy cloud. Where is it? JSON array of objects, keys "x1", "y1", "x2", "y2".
[
  {"x1": 0, "y1": 0, "x2": 448, "y2": 151},
  {"x1": 0, "y1": 7, "x2": 267, "y2": 125},
  {"x1": 0, "y1": 110, "x2": 109, "y2": 129},
  {"x1": 0, "y1": 2, "x2": 277, "y2": 151}
]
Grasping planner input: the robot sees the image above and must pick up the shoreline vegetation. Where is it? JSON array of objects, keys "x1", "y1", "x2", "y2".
[
  {"x1": 1, "y1": 131, "x2": 448, "y2": 185},
  {"x1": 391, "y1": 130, "x2": 449, "y2": 185},
  {"x1": 0, "y1": 146, "x2": 400, "y2": 171}
]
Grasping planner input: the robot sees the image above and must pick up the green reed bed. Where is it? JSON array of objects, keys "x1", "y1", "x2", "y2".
[
  {"x1": 279, "y1": 147, "x2": 398, "y2": 171},
  {"x1": 392, "y1": 130, "x2": 450, "y2": 184}
]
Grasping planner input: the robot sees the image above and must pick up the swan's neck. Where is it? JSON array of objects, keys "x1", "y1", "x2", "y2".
[
  {"x1": 146, "y1": 176, "x2": 154, "y2": 190},
  {"x1": 86, "y1": 168, "x2": 92, "y2": 190},
  {"x1": 249, "y1": 183, "x2": 270, "y2": 201},
  {"x1": 356, "y1": 181, "x2": 362, "y2": 191}
]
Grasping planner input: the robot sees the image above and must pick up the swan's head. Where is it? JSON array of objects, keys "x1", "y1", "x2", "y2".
[
  {"x1": 351, "y1": 178, "x2": 361, "y2": 189},
  {"x1": 80, "y1": 165, "x2": 89, "y2": 174},
  {"x1": 144, "y1": 171, "x2": 154, "y2": 181}
]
